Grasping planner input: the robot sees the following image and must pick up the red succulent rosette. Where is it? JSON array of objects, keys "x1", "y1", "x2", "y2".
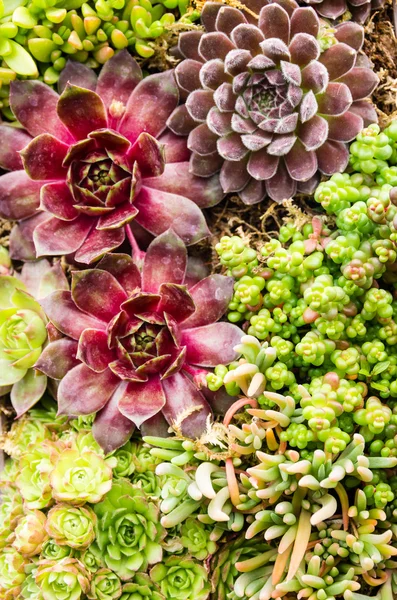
[
  {"x1": 36, "y1": 230, "x2": 242, "y2": 453},
  {"x1": 0, "y1": 51, "x2": 223, "y2": 263},
  {"x1": 302, "y1": 0, "x2": 385, "y2": 24},
  {"x1": 167, "y1": 0, "x2": 378, "y2": 204}
]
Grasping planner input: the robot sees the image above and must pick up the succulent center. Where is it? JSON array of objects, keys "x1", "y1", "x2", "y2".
[
  {"x1": 133, "y1": 327, "x2": 157, "y2": 353},
  {"x1": 67, "y1": 130, "x2": 142, "y2": 213},
  {"x1": 107, "y1": 302, "x2": 185, "y2": 382},
  {"x1": 78, "y1": 153, "x2": 128, "y2": 202},
  {"x1": 119, "y1": 520, "x2": 142, "y2": 546},
  {"x1": 243, "y1": 74, "x2": 289, "y2": 118}
]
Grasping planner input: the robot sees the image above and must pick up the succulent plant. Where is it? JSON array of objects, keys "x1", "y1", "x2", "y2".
[
  {"x1": 87, "y1": 568, "x2": 122, "y2": 600},
  {"x1": 302, "y1": 0, "x2": 386, "y2": 24},
  {"x1": 16, "y1": 440, "x2": 64, "y2": 509},
  {"x1": 0, "y1": 276, "x2": 47, "y2": 415},
  {"x1": 80, "y1": 546, "x2": 103, "y2": 573},
  {"x1": 35, "y1": 557, "x2": 90, "y2": 600},
  {"x1": 92, "y1": 479, "x2": 165, "y2": 580},
  {"x1": 168, "y1": 0, "x2": 378, "y2": 204},
  {"x1": 210, "y1": 535, "x2": 272, "y2": 600},
  {"x1": 110, "y1": 441, "x2": 136, "y2": 478},
  {"x1": 0, "y1": 486, "x2": 23, "y2": 549},
  {"x1": 2, "y1": 415, "x2": 52, "y2": 460},
  {"x1": 50, "y1": 447, "x2": 113, "y2": 504},
  {"x1": 37, "y1": 230, "x2": 242, "y2": 452},
  {"x1": 120, "y1": 573, "x2": 164, "y2": 600},
  {"x1": 0, "y1": 1, "x2": 38, "y2": 78},
  {"x1": 130, "y1": 471, "x2": 161, "y2": 497},
  {"x1": 12, "y1": 509, "x2": 48, "y2": 557},
  {"x1": 150, "y1": 555, "x2": 211, "y2": 600},
  {"x1": 0, "y1": 547, "x2": 27, "y2": 599},
  {"x1": 45, "y1": 504, "x2": 97, "y2": 549},
  {"x1": 41, "y1": 538, "x2": 74, "y2": 560},
  {"x1": 0, "y1": 50, "x2": 223, "y2": 263},
  {"x1": 20, "y1": 570, "x2": 43, "y2": 600},
  {"x1": 0, "y1": 258, "x2": 68, "y2": 414},
  {"x1": 0, "y1": 0, "x2": 200, "y2": 111},
  {"x1": 180, "y1": 518, "x2": 217, "y2": 560}
]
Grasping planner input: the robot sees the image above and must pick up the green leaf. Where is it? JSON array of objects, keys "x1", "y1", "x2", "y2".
[
  {"x1": 2, "y1": 0, "x2": 25, "y2": 18},
  {"x1": 358, "y1": 369, "x2": 370, "y2": 377},
  {"x1": 371, "y1": 382, "x2": 389, "y2": 393},
  {"x1": 11, "y1": 369, "x2": 47, "y2": 417},
  {"x1": 372, "y1": 360, "x2": 390, "y2": 376},
  {"x1": 28, "y1": 37, "x2": 57, "y2": 62},
  {"x1": 12, "y1": 6, "x2": 37, "y2": 28},
  {"x1": 3, "y1": 39, "x2": 38, "y2": 76}
]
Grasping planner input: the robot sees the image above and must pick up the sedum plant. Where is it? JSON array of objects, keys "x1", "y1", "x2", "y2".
[
  {"x1": 168, "y1": 0, "x2": 378, "y2": 204},
  {"x1": 0, "y1": 50, "x2": 222, "y2": 263}
]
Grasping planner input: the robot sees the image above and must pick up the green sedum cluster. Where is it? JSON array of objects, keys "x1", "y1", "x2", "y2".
[{"x1": 0, "y1": 0, "x2": 199, "y2": 118}]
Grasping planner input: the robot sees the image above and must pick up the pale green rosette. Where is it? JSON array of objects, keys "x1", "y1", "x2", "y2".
[
  {"x1": 20, "y1": 571, "x2": 44, "y2": 600},
  {"x1": 93, "y1": 479, "x2": 165, "y2": 580},
  {"x1": 150, "y1": 556, "x2": 211, "y2": 600},
  {"x1": 0, "y1": 486, "x2": 23, "y2": 549},
  {"x1": 12, "y1": 509, "x2": 48, "y2": 557},
  {"x1": 120, "y1": 573, "x2": 165, "y2": 600},
  {"x1": 180, "y1": 518, "x2": 217, "y2": 560},
  {"x1": 0, "y1": 547, "x2": 27, "y2": 599},
  {"x1": 111, "y1": 441, "x2": 136, "y2": 479},
  {"x1": 45, "y1": 504, "x2": 96, "y2": 549},
  {"x1": 41, "y1": 539, "x2": 74, "y2": 561},
  {"x1": 79, "y1": 546, "x2": 103, "y2": 573},
  {"x1": 132, "y1": 443, "x2": 160, "y2": 473},
  {"x1": 2, "y1": 416, "x2": 52, "y2": 459},
  {"x1": 0, "y1": 276, "x2": 47, "y2": 416},
  {"x1": 130, "y1": 471, "x2": 161, "y2": 497},
  {"x1": 35, "y1": 558, "x2": 90, "y2": 600},
  {"x1": 87, "y1": 568, "x2": 122, "y2": 600},
  {"x1": 50, "y1": 448, "x2": 113, "y2": 505},
  {"x1": 16, "y1": 440, "x2": 64, "y2": 509},
  {"x1": 0, "y1": 459, "x2": 20, "y2": 486}
]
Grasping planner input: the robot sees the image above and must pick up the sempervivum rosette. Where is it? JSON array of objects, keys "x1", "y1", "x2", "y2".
[
  {"x1": 302, "y1": 0, "x2": 385, "y2": 24},
  {"x1": 0, "y1": 50, "x2": 223, "y2": 264},
  {"x1": 36, "y1": 230, "x2": 242, "y2": 453},
  {"x1": 168, "y1": 0, "x2": 378, "y2": 204}
]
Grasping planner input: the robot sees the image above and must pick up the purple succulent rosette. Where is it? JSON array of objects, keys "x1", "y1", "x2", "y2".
[
  {"x1": 0, "y1": 51, "x2": 224, "y2": 264},
  {"x1": 302, "y1": 0, "x2": 385, "y2": 24},
  {"x1": 167, "y1": 0, "x2": 378, "y2": 204},
  {"x1": 36, "y1": 230, "x2": 242, "y2": 453}
]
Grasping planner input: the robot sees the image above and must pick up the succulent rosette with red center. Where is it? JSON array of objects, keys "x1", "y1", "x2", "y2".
[
  {"x1": 0, "y1": 50, "x2": 223, "y2": 264},
  {"x1": 36, "y1": 230, "x2": 242, "y2": 453},
  {"x1": 167, "y1": 0, "x2": 378, "y2": 204},
  {"x1": 302, "y1": 0, "x2": 385, "y2": 24}
]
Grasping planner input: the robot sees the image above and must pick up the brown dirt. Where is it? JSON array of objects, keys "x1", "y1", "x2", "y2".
[
  {"x1": 363, "y1": 0, "x2": 397, "y2": 126},
  {"x1": 0, "y1": 217, "x2": 12, "y2": 249}
]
